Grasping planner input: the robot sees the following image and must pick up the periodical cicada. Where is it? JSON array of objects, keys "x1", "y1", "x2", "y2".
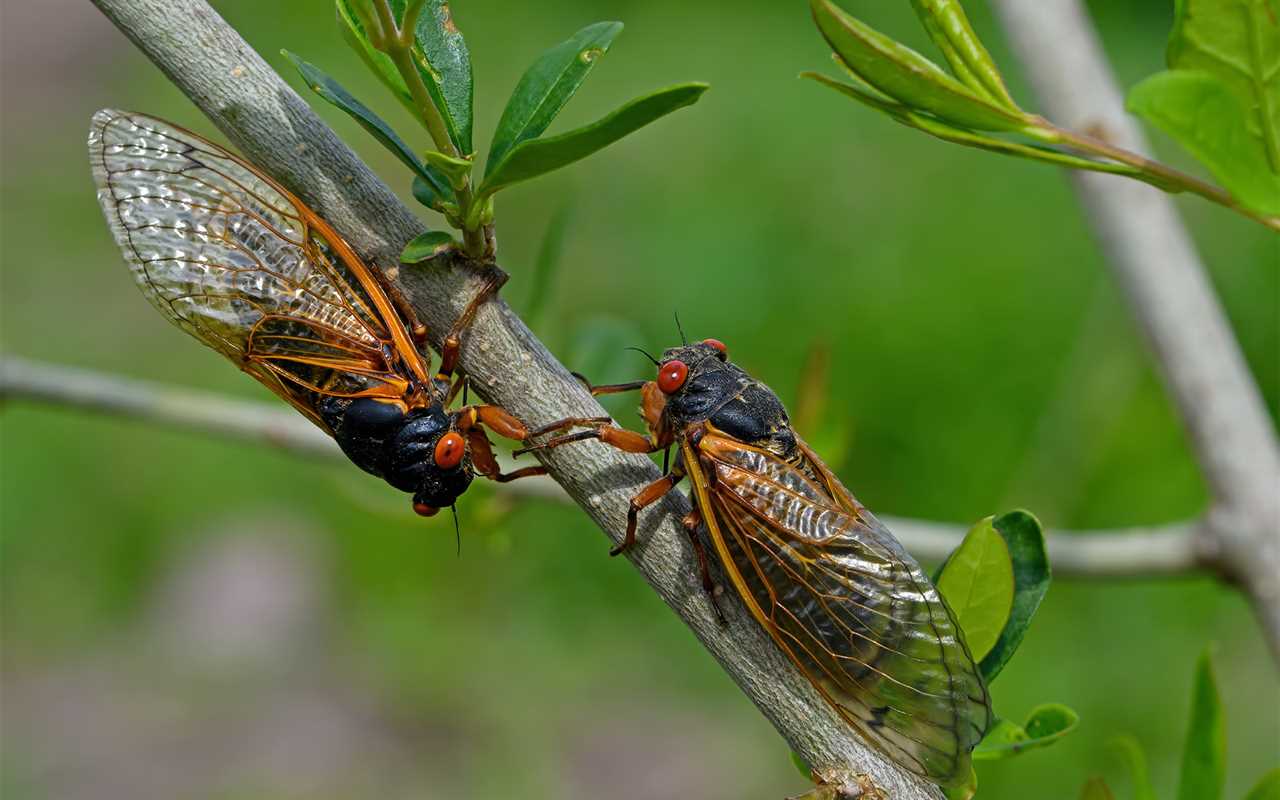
[
  {"x1": 89, "y1": 109, "x2": 543, "y2": 517},
  {"x1": 518, "y1": 335, "x2": 992, "y2": 786}
]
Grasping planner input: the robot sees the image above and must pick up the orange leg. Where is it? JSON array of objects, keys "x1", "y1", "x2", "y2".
[
  {"x1": 467, "y1": 429, "x2": 548, "y2": 483},
  {"x1": 515, "y1": 419, "x2": 661, "y2": 456},
  {"x1": 571, "y1": 372, "x2": 648, "y2": 396},
  {"x1": 457, "y1": 404, "x2": 530, "y2": 441},
  {"x1": 614, "y1": 472, "x2": 683, "y2": 556},
  {"x1": 681, "y1": 505, "x2": 726, "y2": 625},
  {"x1": 438, "y1": 267, "x2": 508, "y2": 378}
]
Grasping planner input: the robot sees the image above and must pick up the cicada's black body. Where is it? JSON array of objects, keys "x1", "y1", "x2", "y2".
[{"x1": 319, "y1": 397, "x2": 475, "y2": 509}]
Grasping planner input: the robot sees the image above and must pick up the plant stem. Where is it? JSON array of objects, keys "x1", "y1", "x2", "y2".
[
  {"x1": 1035, "y1": 117, "x2": 1280, "y2": 232},
  {"x1": 369, "y1": 0, "x2": 487, "y2": 258}
]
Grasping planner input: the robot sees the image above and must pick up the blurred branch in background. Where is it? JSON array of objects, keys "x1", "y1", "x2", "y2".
[
  {"x1": 990, "y1": 0, "x2": 1280, "y2": 663},
  {"x1": 0, "y1": 355, "x2": 1205, "y2": 578}
]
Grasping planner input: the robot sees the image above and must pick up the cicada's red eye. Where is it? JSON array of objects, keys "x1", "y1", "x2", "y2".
[
  {"x1": 434, "y1": 431, "x2": 466, "y2": 469},
  {"x1": 413, "y1": 502, "x2": 439, "y2": 517},
  {"x1": 658, "y1": 360, "x2": 689, "y2": 394},
  {"x1": 702, "y1": 338, "x2": 728, "y2": 358}
]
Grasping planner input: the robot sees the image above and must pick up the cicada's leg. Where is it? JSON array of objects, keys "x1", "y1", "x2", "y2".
[
  {"x1": 615, "y1": 472, "x2": 683, "y2": 556},
  {"x1": 438, "y1": 266, "x2": 508, "y2": 378},
  {"x1": 457, "y1": 404, "x2": 529, "y2": 442},
  {"x1": 369, "y1": 264, "x2": 431, "y2": 349},
  {"x1": 514, "y1": 419, "x2": 661, "y2": 456},
  {"x1": 570, "y1": 372, "x2": 648, "y2": 396},
  {"x1": 681, "y1": 505, "x2": 726, "y2": 625},
  {"x1": 466, "y1": 429, "x2": 548, "y2": 483}
]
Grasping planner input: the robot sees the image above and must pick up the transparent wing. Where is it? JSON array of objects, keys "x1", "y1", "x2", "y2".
[
  {"x1": 88, "y1": 109, "x2": 428, "y2": 427},
  {"x1": 694, "y1": 433, "x2": 991, "y2": 786}
]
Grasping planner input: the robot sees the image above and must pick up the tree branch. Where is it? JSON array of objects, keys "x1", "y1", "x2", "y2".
[
  {"x1": 87, "y1": 0, "x2": 940, "y2": 795},
  {"x1": 1, "y1": 356, "x2": 1207, "y2": 579},
  {"x1": 990, "y1": 0, "x2": 1280, "y2": 662}
]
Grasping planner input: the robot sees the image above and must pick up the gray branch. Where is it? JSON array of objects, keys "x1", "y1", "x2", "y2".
[
  {"x1": 2, "y1": 355, "x2": 1205, "y2": 579},
  {"x1": 87, "y1": 0, "x2": 940, "y2": 795},
  {"x1": 991, "y1": 0, "x2": 1280, "y2": 661}
]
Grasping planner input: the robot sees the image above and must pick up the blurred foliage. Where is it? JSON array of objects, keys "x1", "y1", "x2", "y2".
[{"x1": 1, "y1": 0, "x2": 1277, "y2": 798}]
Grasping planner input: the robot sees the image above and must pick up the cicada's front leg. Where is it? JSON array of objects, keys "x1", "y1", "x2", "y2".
[{"x1": 456, "y1": 404, "x2": 548, "y2": 483}]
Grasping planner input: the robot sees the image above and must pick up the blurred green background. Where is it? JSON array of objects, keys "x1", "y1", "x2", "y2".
[{"x1": 1, "y1": 1, "x2": 1276, "y2": 798}]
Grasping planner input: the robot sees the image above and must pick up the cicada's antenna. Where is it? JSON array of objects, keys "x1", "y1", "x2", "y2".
[
  {"x1": 674, "y1": 311, "x2": 687, "y2": 345},
  {"x1": 625, "y1": 346, "x2": 660, "y2": 366}
]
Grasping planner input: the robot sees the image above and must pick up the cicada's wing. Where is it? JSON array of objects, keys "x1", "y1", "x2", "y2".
[
  {"x1": 88, "y1": 109, "x2": 430, "y2": 429},
  {"x1": 690, "y1": 432, "x2": 991, "y2": 786}
]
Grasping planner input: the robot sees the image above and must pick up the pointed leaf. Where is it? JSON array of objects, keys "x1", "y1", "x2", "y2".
[
  {"x1": 909, "y1": 0, "x2": 1017, "y2": 108},
  {"x1": 809, "y1": 0, "x2": 1029, "y2": 132},
  {"x1": 979, "y1": 510, "x2": 1050, "y2": 683},
  {"x1": 1177, "y1": 649, "x2": 1225, "y2": 800},
  {"x1": 401, "y1": 230, "x2": 456, "y2": 263},
  {"x1": 411, "y1": 173, "x2": 457, "y2": 212},
  {"x1": 1080, "y1": 778, "x2": 1116, "y2": 800},
  {"x1": 935, "y1": 516, "x2": 1015, "y2": 660},
  {"x1": 1244, "y1": 769, "x2": 1280, "y2": 800},
  {"x1": 423, "y1": 149, "x2": 472, "y2": 188},
  {"x1": 1166, "y1": 0, "x2": 1280, "y2": 172},
  {"x1": 1128, "y1": 70, "x2": 1280, "y2": 214},
  {"x1": 334, "y1": 0, "x2": 416, "y2": 115},
  {"x1": 1110, "y1": 736, "x2": 1157, "y2": 800},
  {"x1": 942, "y1": 766, "x2": 978, "y2": 800},
  {"x1": 283, "y1": 50, "x2": 451, "y2": 198},
  {"x1": 973, "y1": 704, "x2": 1079, "y2": 760},
  {"x1": 525, "y1": 201, "x2": 572, "y2": 328},
  {"x1": 408, "y1": 0, "x2": 473, "y2": 153},
  {"x1": 487, "y1": 21, "x2": 624, "y2": 176},
  {"x1": 478, "y1": 83, "x2": 708, "y2": 197}
]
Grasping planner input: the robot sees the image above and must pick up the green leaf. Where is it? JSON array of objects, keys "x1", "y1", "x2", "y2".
[
  {"x1": 1128, "y1": 70, "x2": 1280, "y2": 214},
  {"x1": 1166, "y1": 0, "x2": 1280, "y2": 172},
  {"x1": 400, "y1": 230, "x2": 456, "y2": 263},
  {"x1": 334, "y1": 0, "x2": 416, "y2": 115},
  {"x1": 410, "y1": 173, "x2": 454, "y2": 213},
  {"x1": 973, "y1": 704, "x2": 1080, "y2": 760},
  {"x1": 935, "y1": 516, "x2": 1015, "y2": 660},
  {"x1": 789, "y1": 750, "x2": 812, "y2": 780},
  {"x1": 478, "y1": 83, "x2": 708, "y2": 197},
  {"x1": 1177, "y1": 649, "x2": 1225, "y2": 800},
  {"x1": 423, "y1": 149, "x2": 472, "y2": 189},
  {"x1": 1244, "y1": 769, "x2": 1280, "y2": 800},
  {"x1": 1110, "y1": 736, "x2": 1157, "y2": 800},
  {"x1": 809, "y1": 0, "x2": 1029, "y2": 132},
  {"x1": 283, "y1": 49, "x2": 452, "y2": 198},
  {"x1": 408, "y1": 0, "x2": 474, "y2": 153},
  {"x1": 908, "y1": 0, "x2": 1017, "y2": 109},
  {"x1": 942, "y1": 766, "x2": 977, "y2": 800},
  {"x1": 487, "y1": 21, "x2": 624, "y2": 177},
  {"x1": 979, "y1": 510, "x2": 1050, "y2": 683},
  {"x1": 1080, "y1": 777, "x2": 1117, "y2": 800},
  {"x1": 525, "y1": 201, "x2": 573, "y2": 329}
]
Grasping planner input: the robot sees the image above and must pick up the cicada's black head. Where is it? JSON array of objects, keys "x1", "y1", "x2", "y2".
[
  {"x1": 651, "y1": 338, "x2": 794, "y2": 453},
  {"x1": 385, "y1": 404, "x2": 474, "y2": 517}
]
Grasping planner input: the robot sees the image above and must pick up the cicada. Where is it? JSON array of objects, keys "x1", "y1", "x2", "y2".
[
  {"x1": 519, "y1": 336, "x2": 992, "y2": 785},
  {"x1": 89, "y1": 109, "x2": 543, "y2": 516}
]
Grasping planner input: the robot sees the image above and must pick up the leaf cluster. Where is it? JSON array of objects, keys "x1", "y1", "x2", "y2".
[
  {"x1": 286, "y1": 1, "x2": 707, "y2": 262},
  {"x1": 805, "y1": 0, "x2": 1279, "y2": 229}
]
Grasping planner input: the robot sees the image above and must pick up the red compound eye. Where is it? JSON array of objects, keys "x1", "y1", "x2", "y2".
[
  {"x1": 657, "y1": 359, "x2": 689, "y2": 394},
  {"x1": 702, "y1": 338, "x2": 727, "y2": 356},
  {"x1": 433, "y1": 431, "x2": 465, "y2": 469},
  {"x1": 413, "y1": 502, "x2": 439, "y2": 517}
]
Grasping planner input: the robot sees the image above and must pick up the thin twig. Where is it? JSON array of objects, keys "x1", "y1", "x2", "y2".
[
  {"x1": 991, "y1": 0, "x2": 1280, "y2": 663},
  {"x1": 1, "y1": 356, "x2": 1206, "y2": 579},
  {"x1": 88, "y1": 0, "x2": 941, "y2": 795}
]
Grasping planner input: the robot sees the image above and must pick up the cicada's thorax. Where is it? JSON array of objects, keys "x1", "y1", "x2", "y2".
[
  {"x1": 318, "y1": 396, "x2": 474, "y2": 507},
  {"x1": 659, "y1": 344, "x2": 798, "y2": 459}
]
